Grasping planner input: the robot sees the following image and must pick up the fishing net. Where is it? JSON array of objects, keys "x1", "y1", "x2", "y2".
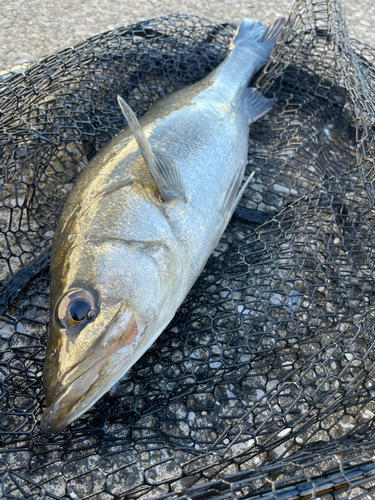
[{"x1": 2, "y1": 0, "x2": 375, "y2": 498}]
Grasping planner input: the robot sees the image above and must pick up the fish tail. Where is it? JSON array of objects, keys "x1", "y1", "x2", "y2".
[{"x1": 231, "y1": 18, "x2": 285, "y2": 67}]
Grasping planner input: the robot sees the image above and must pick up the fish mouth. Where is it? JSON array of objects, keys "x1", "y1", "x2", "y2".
[{"x1": 40, "y1": 306, "x2": 138, "y2": 436}]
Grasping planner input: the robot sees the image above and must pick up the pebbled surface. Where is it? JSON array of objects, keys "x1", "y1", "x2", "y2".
[{"x1": 1, "y1": 0, "x2": 374, "y2": 69}]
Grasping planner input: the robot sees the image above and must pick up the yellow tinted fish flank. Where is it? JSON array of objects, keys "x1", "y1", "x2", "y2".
[{"x1": 41, "y1": 18, "x2": 284, "y2": 435}]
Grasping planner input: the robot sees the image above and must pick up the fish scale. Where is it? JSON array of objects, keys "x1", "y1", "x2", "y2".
[{"x1": 41, "y1": 17, "x2": 285, "y2": 435}]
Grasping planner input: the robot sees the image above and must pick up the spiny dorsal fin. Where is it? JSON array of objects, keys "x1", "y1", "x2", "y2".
[{"x1": 117, "y1": 96, "x2": 186, "y2": 202}]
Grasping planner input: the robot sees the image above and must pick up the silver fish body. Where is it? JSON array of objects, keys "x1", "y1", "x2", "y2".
[{"x1": 41, "y1": 18, "x2": 284, "y2": 435}]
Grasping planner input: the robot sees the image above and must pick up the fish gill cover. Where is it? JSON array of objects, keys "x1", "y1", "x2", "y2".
[{"x1": 0, "y1": 0, "x2": 375, "y2": 498}]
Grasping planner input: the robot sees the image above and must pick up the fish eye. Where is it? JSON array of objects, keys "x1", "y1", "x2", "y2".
[
  {"x1": 69, "y1": 300, "x2": 91, "y2": 322},
  {"x1": 56, "y1": 289, "x2": 97, "y2": 329}
]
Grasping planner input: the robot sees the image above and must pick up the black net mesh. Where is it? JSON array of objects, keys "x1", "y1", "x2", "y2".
[{"x1": 2, "y1": 1, "x2": 375, "y2": 499}]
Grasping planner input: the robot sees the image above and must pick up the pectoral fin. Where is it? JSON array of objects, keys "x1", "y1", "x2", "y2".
[{"x1": 117, "y1": 96, "x2": 186, "y2": 202}]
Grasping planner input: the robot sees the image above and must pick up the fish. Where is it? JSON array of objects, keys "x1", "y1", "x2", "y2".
[{"x1": 40, "y1": 17, "x2": 285, "y2": 435}]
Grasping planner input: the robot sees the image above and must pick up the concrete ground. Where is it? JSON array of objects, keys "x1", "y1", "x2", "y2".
[{"x1": 1, "y1": 0, "x2": 374, "y2": 69}]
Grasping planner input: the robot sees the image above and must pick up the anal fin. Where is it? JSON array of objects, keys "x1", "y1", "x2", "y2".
[
  {"x1": 117, "y1": 96, "x2": 186, "y2": 202},
  {"x1": 246, "y1": 88, "x2": 274, "y2": 124}
]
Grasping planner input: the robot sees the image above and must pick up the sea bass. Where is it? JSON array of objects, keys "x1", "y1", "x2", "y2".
[{"x1": 41, "y1": 18, "x2": 284, "y2": 435}]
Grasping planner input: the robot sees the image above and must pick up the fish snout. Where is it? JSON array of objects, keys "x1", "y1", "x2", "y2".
[{"x1": 41, "y1": 307, "x2": 138, "y2": 436}]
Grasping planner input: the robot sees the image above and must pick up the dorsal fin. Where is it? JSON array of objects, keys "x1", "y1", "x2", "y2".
[{"x1": 117, "y1": 96, "x2": 186, "y2": 202}]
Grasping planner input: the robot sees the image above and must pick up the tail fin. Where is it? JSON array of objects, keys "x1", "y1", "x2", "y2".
[{"x1": 231, "y1": 18, "x2": 285, "y2": 66}]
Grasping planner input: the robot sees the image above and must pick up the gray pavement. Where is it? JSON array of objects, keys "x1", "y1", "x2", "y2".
[{"x1": 0, "y1": 0, "x2": 374, "y2": 69}]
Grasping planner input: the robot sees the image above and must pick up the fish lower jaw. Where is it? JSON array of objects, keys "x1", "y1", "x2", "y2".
[
  {"x1": 40, "y1": 307, "x2": 179, "y2": 436},
  {"x1": 40, "y1": 366, "x2": 107, "y2": 436},
  {"x1": 42, "y1": 318, "x2": 184, "y2": 435}
]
